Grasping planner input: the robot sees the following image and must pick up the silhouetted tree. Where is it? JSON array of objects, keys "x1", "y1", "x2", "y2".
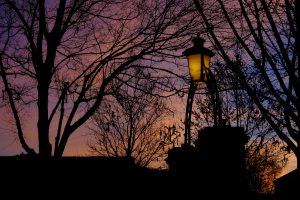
[
  {"x1": 194, "y1": 0, "x2": 300, "y2": 168},
  {"x1": 88, "y1": 68, "x2": 179, "y2": 167},
  {"x1": 247, "y1": 137, "x2": 288, "y2": 193},
  {"x1": 0, "y1": 0, "x2": 199, "y2": 157}
]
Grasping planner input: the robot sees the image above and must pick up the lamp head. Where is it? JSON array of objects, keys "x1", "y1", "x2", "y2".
[{"x1": 183, "y1": 36, "x2": 215, "y2": 84}]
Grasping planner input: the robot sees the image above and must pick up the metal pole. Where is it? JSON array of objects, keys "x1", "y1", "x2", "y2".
[
  {"x1": 206, "y1": 69, "x2": 222, "y2": 126},
  {"x1": 184, "y1": 82, "x2": 197, "y2": 146}
]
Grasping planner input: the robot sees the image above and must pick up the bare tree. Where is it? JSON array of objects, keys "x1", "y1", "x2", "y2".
[
  {"x1": 88, "y1": 68, "x2": 179, "y2": 167},
  {"x1": 193, "y1": 0, "x2": 300, "y2": 168},
  {"x1": 0, "y1": 0, "x2": 199, "y2": 157},
  {"x1": 247, "y1": 137, "x2": 288, "y2": 193}
]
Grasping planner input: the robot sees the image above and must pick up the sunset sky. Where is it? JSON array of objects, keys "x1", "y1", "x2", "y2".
[{"x1": 0, "y1": 0, "x2": 298, "y2": 182}]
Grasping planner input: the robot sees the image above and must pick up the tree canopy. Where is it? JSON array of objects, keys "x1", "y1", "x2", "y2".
[{"x1": 0, "y1": 0, "x2": 198, "y2": 156}]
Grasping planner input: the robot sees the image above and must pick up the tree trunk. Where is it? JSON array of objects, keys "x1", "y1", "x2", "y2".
[
  {"x1": 37, "y1": 79, "x2": 52, "y2": 157},
  {"x1": 55, "y1": 131, "x2": 70, "y2": 157}
]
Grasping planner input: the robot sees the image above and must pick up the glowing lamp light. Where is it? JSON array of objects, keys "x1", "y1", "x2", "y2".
[{"x1": 183, "y1": 37, "x2": 215, "y2": 84}]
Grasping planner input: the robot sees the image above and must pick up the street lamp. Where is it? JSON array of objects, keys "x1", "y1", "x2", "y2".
[
  {"x1": 182, "y1": 35, "x2": 215, "y2": 146},
  {"x1": 183, "y1": 36, "x2": 215, "y2": 84}
]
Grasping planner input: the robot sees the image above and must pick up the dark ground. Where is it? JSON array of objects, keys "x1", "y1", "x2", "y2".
[{"x1": 0, "y1": 156, "x2": 286, "y2": 200}]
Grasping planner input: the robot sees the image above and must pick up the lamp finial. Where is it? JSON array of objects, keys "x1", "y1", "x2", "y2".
[{"x1": 192, "y1": 35, "x2": 205, "y2": 48}]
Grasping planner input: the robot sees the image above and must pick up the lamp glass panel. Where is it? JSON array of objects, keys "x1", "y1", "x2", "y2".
[{"x1": 187, "y1": 54, "x2": 211, "y2": 84}]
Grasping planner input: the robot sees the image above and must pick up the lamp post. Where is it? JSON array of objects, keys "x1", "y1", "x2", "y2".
[{"x1": 182, "y1": 35, "x2": 216, "y2": 146}]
